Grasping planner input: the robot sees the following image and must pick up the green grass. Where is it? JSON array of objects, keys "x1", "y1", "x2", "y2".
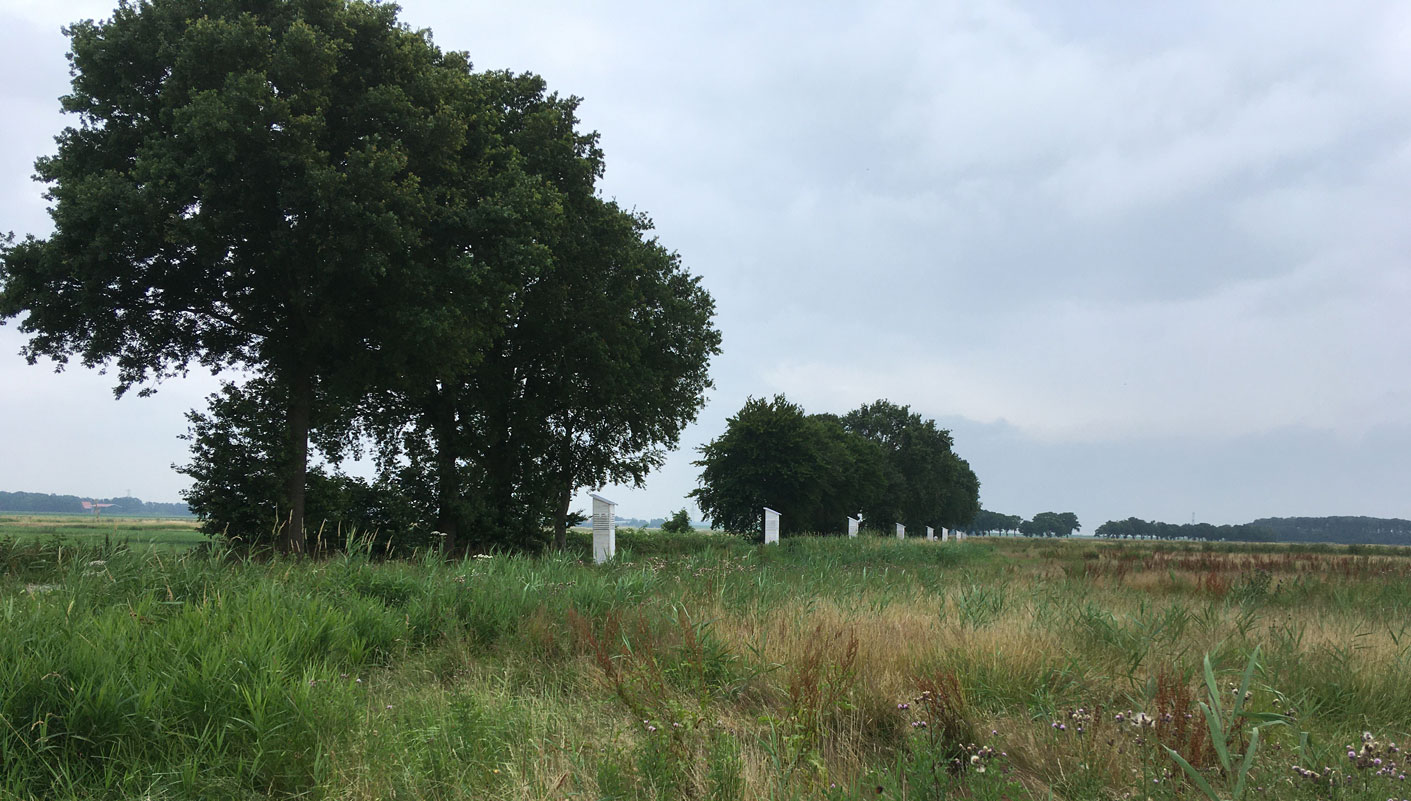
[
  {"x1": 0, "y1": 514, "x2": 208, "y2": 549},
  {"x1": 1, "y1": 532, "x2": 1409, "y2": 800}
]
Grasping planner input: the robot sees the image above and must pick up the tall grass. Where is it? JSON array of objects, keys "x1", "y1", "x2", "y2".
[{"x1": 1, "y1": 533, "x2": 1409, "y2": 799}]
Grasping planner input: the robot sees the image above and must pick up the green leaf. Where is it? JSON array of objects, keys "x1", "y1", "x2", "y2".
[
  {"x1": 1232, "y1": 725, "x2": 1261, "y2": 801},
  {"x1": 1201, "y1": 699, "x2": 1232, "y2": 774},
  {"x1": 1232, "y1": 645, "x2": 1261, "y2": 720},
  {"x1": 1242, "y1": 712, "x2": 1290, "y2": 725},
  {"x1": 1203, "y1": 652, "x2": 1224, "y2": 721},
  {"x1": 1165, "y1": 745, "x2": 1223, "y2": 801}
]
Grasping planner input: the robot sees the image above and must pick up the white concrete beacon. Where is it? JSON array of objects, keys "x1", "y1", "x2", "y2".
[
  {"x1": 590, "y1": 493, "x2": 617, "y2": 564},
  {"x1": 763, "y1": 507, "x2": 780, "y2": 544}
]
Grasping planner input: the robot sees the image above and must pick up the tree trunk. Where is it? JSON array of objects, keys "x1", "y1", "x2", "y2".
[
  {"x1": 281, "y1": 367, "x2": 312, "y2": 554},
  {"x1": 553, "y1": 476, "x2": 572, "y2": 551},
  {"x1": 434, "y1": 390, "x2": 459, "y2": 554}
]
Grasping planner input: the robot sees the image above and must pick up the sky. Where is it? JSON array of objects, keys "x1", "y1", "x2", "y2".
[{"x1": 2, "y1": 0, "x2": 1409, "y2": 531}]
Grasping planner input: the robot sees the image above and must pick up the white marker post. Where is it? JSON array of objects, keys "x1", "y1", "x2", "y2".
[
  {"x1": 591, "y1": 493, "x2": 617, "y2": 564},
  {"x1": 847, "y1": 516, "x2": 859, "y2": 538},
  {"x1": 896, "y1": 523, "x2": 905, "y2": 540},
  {"x1": 926, "y1": 526, "x2": 935, "y2": 541},
  {"x1": 941, "y1": 527, "x2": 950, "y2": 542},
  {"x1": 957, "y1": 529, "x2": 966, "y2": 541},
  {"x1": 764, "y1": 507, "x2": 780, "y2": 545}
]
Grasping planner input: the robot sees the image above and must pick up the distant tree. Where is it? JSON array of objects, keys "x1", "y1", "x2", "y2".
[
  {"x1": 969, "y1": 509, "x2": 1023, "y2": 535},
  {"x1": 1019, "y1": 512, "x2": 1080, "y2": 537},
  {"x1": 660, "y1": 509, "x2": 693, "y2": 534},
  {"x1": 692, "y1": 396, "x2": 830, "y2": 537},
  {"x1": 805, "y1": 412, "x2": 890, "y2": 532},
  {"x1": 842, "y1": 400, "x2": 980, "y2": 532}
]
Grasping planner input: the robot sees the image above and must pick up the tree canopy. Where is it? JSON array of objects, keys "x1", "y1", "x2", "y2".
[
  {"x1": 359, "y1": 73, "x2": 720, "y2": 552},
  {"x1": 841, "y1": 400, "x2": 980, "y2": 532},
  {"x1": 692, "y1": 396, "x2": 977, "y2": 537},
  {"x1": 1094, "y1": 518, "x2": 1275, "y2": 542},
  {"x1": 1, "y1": 0, "x2": 719, "y2": 552},
  {"x1": 1017, "y1": 511, "x2": 1081, "y2": 537},
  {"x1": 0, "y1": 0, "x2": 539, "y2": 550},
  {"x1": 967, "y1": 509, "x2": 1023, "y2": 535}
]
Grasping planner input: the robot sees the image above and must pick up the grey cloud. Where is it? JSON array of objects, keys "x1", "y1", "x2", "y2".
[{"x1": 1, "y1": 0, "x2": 1406, "y2": 528}]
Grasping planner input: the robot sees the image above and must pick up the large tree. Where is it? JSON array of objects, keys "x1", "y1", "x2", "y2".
[
  {"x1": 514, "y1": 198, "x2": 721, "y2": 550},
  {"x1": 360, "y1": 72, "x2": 720, "y2": 551},
  {"x1": 0, "y1": 0, "x2": 538, "y2": 550},
  {"x1": 350, "y1": 70, "x2": 594, "y2": 553}
]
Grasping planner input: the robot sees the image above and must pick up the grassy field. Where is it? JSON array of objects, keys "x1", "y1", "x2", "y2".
[
  {"x1": 0, "y1": 514, "x2": 207, "y2": 549},
  {"x1": 2, "y1": 532, "x2": 1409, "y2": 800}
]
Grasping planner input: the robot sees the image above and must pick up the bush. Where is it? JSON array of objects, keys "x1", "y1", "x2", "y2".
[{"x1": 661, "y1": 509, "x2": 693, "y2": 534}]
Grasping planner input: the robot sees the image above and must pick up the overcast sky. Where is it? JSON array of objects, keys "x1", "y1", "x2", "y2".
[{"x1": 2, "y1": 0, "x2": 1409, "y2": 530}]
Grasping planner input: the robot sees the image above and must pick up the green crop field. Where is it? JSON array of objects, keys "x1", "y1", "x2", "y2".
[
  {"x1": 2, "y1": 532, "x2": 1409, "y2": 800},
  {"x1": 0, "y1": 514, "x2": 207, "y2": 549}
]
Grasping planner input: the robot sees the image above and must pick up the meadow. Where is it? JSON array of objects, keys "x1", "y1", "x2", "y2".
[
  {"x1": 0, "y1": 514, "x2": 207, "y2": 549},
  {"x1": 1, "y1": 530, "x2": 1409, "y2": 800}
]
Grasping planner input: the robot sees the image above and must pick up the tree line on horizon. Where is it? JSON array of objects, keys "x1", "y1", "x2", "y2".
[
  {"x1": 1093, "y1": 518, "x2": 1275, "y2": 542},
  {"x1": 964, "y1": 509, "x2": 1081, "y2": 537},
  {"x1": 1092, "y1": 516, "x2": 1411, "y2": 546},
  {"x1": 0, "y1": 491, "x2": 190, "y2": 518},
  {"x1": 0, "y1": 0, "x2": 720, "y2": 553}
]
